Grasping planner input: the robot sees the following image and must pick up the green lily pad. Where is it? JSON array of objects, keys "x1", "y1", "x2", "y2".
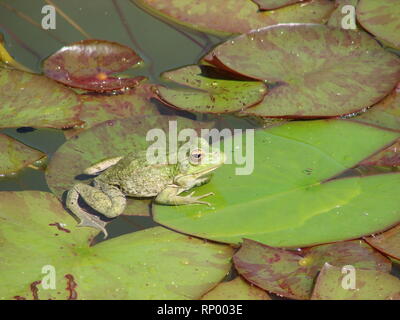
[
  {"x1": 311, "y1": 264, "x2": 400, "y2": 300},
  {"x1": 0, "y1": 191, "x2": 233, "y2": 300},
  {"x1": 201, "y1": 276, "x2": 271, "y2": 300},
  {"x1": 0, "y1": 133, "x2": 46, "y2": 176},
  {"x1": 365, "y1": 224, "x2": 400, "y2": 261},
  {"x1": 155, "y1": 65, "x2": 267, "y2": 114},
  {"x1": 135, "y1": 0, "x2": 335, "y2": 36},
  {"x1": 43, "y1": 40, "x2": 144, "y2": 92},
  {"x1": 154, "y1": 120, "x2": 400, "y2": 247},
  {"x1": 355, "y1": 84, "x2": 400, "y2": 131},
  {"x1": 360, "y1": 139, "x2": 400, "y2": 167},
  {"x1": 233, "y1": 239, "x2": 391, "y2": 299},
  {"x1": 46, "y1": 116, "x2": 215, "y2": 220},
  {"x1": 252, "y1": 0, "x2": 306, "y2": 10},
  {"x1": 357, "y1": 0, "x2": 400, "y2": 50},
  {"x1": 64, "y1": 84, "x2": 160, "y2": 139},
  {"x1": 0, "y1": 68, "x2": 82, "y2": 129},
  {"x1": 206, "y1": 24, "x2": 400, "y2": 118}
]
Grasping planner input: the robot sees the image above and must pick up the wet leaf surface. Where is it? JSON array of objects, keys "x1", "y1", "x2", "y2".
[
  {"x1": 201, "y1": 276, "x2": 271, "y2": 300},
  {"x1": 0, "y1": 191, "x2": 233, "y2": 300},
  {"x1": 206, "y1": 24, "x2": 400, "y2": 118},
  {"x1": 0, "y1": 133, "x2": 46, "y2": 176},
  {"x1": 357, "y1": 0, "x2": 400, "y2": 50},
  {"x1": 154, "y1": 120, "x2": 400, "y2": 247},
  {"x1": 354, "y1": 84, "x2": 400, "y2": 131},
  {"x1": 0, "y1": 68, "x2": 82, "y2": 129},
  {"x1": 365, "y1": 224, "x2": 400, "y2": 261},
  {"x1": 311, "y1": 264, "x2": 400, "y2": 300},
  {"x1": 233, "y1": 239, "x2": 390, "y2": 299},
  {"x1": 43, "y1": 40, "x2": 144, "y2": 92},
  {"x1": 252, "y1": 0, "x2": 306, "y2": 10},
  {"x1": 64, "y1": 84, "x2": 160, "y2": 139},
  {"x1": 155, "y1": 65, "x2": 267, "y2": 114},
  {"x1": 46, "y1": 116, "x2": 215, "y2": 220},
  {"x1": 135, "y1": 0, "x2": 335, "y2": 36}
]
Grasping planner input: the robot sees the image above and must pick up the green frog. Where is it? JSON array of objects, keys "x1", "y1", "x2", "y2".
[{"x1": 66, "y1": 137, "x2": 225, "y2": 237}]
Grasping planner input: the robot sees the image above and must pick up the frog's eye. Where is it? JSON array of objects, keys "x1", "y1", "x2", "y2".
[{"x1": 190, "y1": 149, "x2": 205, "y2": 164}]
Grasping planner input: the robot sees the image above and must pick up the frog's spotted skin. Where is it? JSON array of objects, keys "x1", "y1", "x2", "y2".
[{"x1": 66, "y1": 137, "x2": 225, "y2": 237}]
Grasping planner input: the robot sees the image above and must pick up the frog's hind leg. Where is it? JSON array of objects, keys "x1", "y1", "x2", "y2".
[{"x1": 83, "y1": 156, "x2": 123, "y2": 175}]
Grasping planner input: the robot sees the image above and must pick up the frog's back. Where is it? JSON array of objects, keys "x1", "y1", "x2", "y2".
[{"x1": 96, "y1": 152, "x2": 177, "y2": 197}]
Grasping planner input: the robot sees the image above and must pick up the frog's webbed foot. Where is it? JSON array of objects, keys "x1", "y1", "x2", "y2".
[
  {"x1": 83, "y1": 156, "x2": 123, "y2": 175},
  {"x1": 66, "y1": 186, "x2": 108, "y2": 238},
  {"x1": 155, "y1": 185, "x2": 214, "y2": 206}
]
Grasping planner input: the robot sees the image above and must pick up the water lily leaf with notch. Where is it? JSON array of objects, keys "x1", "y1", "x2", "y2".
[
  {"x1": 201, "y1": 276, "x2": 271, "y2": 300},
  {"x1": 311, "y1": 264, "x2": 400, "y2": 300},
  {"x1": 154, "y1": 120, "x2": 400, "y2": 247},
  {"x1": 233, "y1": 239, "x2": 390, "y2": 300},
  {"x1": 360, "y1": 139, "x2": 400, "y2": 167},
  {"x1": 64, "y1": 84, "x2": 160, "y2": 139},
  {"x1": 206, "y1": 24, "x2": 400, "y2": 118},
  {"x1": 252, "y1": 0, "x2": 306, "y2": 10},
  {"x1": 0, "y1": 133, "x2": 46, "y2": 176},
  {"x1": 365, "y1": 224, "x2": 400, "y2": 261},
  {"x1": 355, "y1": 84, "x2": 400, "y2": 131},
  {"x1": 46, "y1": 116, "x2": 215, "y2": 220},
  {"x1": 43, "y1": 40, "x2": 144, "y2": 92},
  {"x1": 357, "y1": 0, "x2": 400, "y2": 50},
  {"x1": 0, "y1": 191, "x2": 233, "y2": 300},
  {"x1": 0, "y1": 68, "x2": 82, "y2": 129},
  {"x1": 155, "y1": 65, "x2": 267, "y2": 114},
  {"x1": 135, "y1": 0, "x2": 334, "y2": 36}
]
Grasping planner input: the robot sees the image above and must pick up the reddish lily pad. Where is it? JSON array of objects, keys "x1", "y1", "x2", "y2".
[
  {"x1": 135, "y1": 0, "x2": 335, "y2": 36},
  {"x1": 357, "y1": 0, "x2": 400, "y2": 50},
  {"x1": 0, "y1": 191, "x2": 233, "y2": 300},
  {"x1": 155, "y1": 65, "x2": 267, "y2": 114},
  {"x1": 0, "y1": 133, "x2": 46, "y2": 176},
  {"x1": 365, "y1": 224, "x2": 400, "y2": 261},
  {"x1": 360, "y1": 139, "x2": 400, "y2": 167},
  {"x1": 43, "y1": 40, "x2": 144, "y2": 92},
  {"x1": 206, "y1": 24, "x2": 400, "y2": 118},
  {"x1": 64, "y1": 84, "x2": 160, "y2": 139},
  {"x1": 311, "y1": 264, "x2": 400, "y2": 300},
  {"x1": 355, "y1": 84, "x2": 400, "y2": 131},
  {"x1": 252, "y1": 0, "x2": 306, "y2": 10},
  {"x1": 233, "y1": 239, "x2": 391, "y2": 300},
  {"x1": 0, "y1": 68, "x2": 82, "y2": 129},
  {"x1": 201, "y1": 277, "x2": 271, "y2": 300},
  {"x1": 46, "y1": 116, "x2": 215, "y2": 222}
]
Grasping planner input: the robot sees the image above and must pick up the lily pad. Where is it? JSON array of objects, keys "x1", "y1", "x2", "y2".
[
  {"x1": 64, "y1": 84, "x2": 160, "y2": 139},
  {"x1": 233, "y1": 239, "x2": 391, "y2": 299},
  {"x1": 365, "y1": 224, "x2": 400, "y2": 261},
  {"x1": 357, "y1": 0, "x2": 400, "y2": 50},
  {"x1": 355, "y1": 84, "x2": 400, "y2": 131},
  {"x1": 154, "y1": 120, "x2": 400, "y2": 247},
  {"x1": 201, "y1": 276, "x2": 271, "y2": 300},
  {"x1": 0, "y1": 68, "x2": 82, "y2": 129},
  {"x1": 205, "y1": 24, "x2": 400, "y2": 118},
  {"x1": 0, "y1": 191, "x2": 233, "y2": 300},
  {"x1": 155, "y1": 65, "x2": 267, "y2": 114},
  {"x1": 135, "y1": 0, "x2": 335, "y2": 36},
  {"x1": 0, "y1": 133, "x2": 46, "y2": 176},
  {"x1": 311, "y1": 264, "x2": 400, "y2": 300},
  {"x1": 360, "y1": 139, "x2": 400, "y2": 167},
  {"x1": 46, "y1": 116, "x2": 215, "y2": 221},
  {"x1": 327, "y1": 0, "x2": 359, "y2": 29},
  {"x1": 43, "y1": 40, "x2": 144, "y2": 92},
  {"x1": 252, "y1": 0, "x2": 306, "y2": 10}
]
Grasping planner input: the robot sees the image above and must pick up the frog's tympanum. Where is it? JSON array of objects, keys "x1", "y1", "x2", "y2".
[{"x1": 66, "y1": 137, "x2": 225, "y2": 237}]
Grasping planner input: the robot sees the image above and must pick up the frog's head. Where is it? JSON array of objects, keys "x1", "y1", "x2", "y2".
[{"x1": 178, "y1": 137, "x2": 225, "y2": 177}]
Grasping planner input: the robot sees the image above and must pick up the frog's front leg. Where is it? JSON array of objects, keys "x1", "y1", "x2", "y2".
[{"x1": 155, "y1": 185, "x2": 214, "y2": 206}]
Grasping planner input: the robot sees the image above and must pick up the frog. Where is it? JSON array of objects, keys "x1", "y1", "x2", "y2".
[{"x1": 66, "y1": 137, "x2": 225, "y2": 238}]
